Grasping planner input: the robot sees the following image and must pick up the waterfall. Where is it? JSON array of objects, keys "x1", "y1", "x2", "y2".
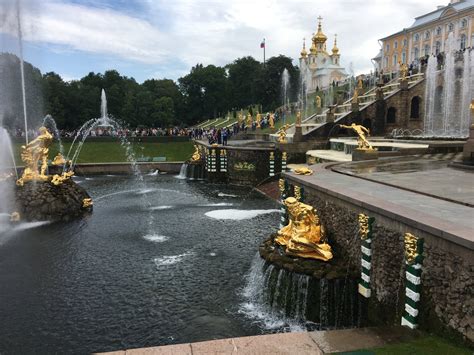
[
  {"x1": 176, "y1": 164, "x2": 187, "y2": 179},
  {"x1": 443, "y1": 32, "x2": 456, "y2": 135},
  {"x1": 240, "y1": 254, "x2": 361, "y2": 331},
  {"x1": 461, "y1": 49, "x2": 474, "y2": 133},
  {"x1": 423, "y1": 55, "x2": 437, "y2": 134},
  {"x1": 0, "y1": 127, "x2": 17, "y2": 233},
  {"x1": 101, "y1": 89, "x2": 108, "y2": 120}
]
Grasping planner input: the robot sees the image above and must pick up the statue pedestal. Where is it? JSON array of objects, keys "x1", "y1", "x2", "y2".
[
  {"x1": 462, "y1": 125, "x2": 474, "y2": 165},
  {"x1": 293, "y1": 125, "x2": 303, "y2": 143},
  {"x1": 400, "y1": 78, "x2": 409, "y2": 91},
  {"x1": 352, "y1": 148, "x2": 379, "y2": 161}
]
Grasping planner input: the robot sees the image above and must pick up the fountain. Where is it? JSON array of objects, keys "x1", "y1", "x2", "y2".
[
  {"x1": 177, "y1": 144, "x2": 205, "y2": 180},
  {"x1": 423, "y1": 33, "x2": 473, "y2": 137},
  {"x1": 0, "y1": 127, "x2": 18, "y2": 232},
  {"x1": 281, "y1": 68, "x2": 290, "y2": 112}
]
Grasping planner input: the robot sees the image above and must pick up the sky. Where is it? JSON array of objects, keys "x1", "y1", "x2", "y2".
[{"x1": 0, "y1": 0, "x2": 448, "y2": 83}]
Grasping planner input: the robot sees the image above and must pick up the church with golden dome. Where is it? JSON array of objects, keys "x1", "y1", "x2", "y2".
[{"x1": 299, "y1": 17, "x2": 348, "y2": 93}]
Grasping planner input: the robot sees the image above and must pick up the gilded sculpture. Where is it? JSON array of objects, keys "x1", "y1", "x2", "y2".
[
  {"x1": 399, "y1": 62, "x2": 409, "y2": 80},
  {"x1": 277, "y1": 124, "x2": 291, "y2": 143},
  {"x1": 296, "y1": 111, "x2": 302, "y2": 126},
  {"x1": 17, "y1": 126, "x2": 53, "y2": 186},
  {"x1": 358, "y1": 213, "x2": 373, "y2": 240},
  {"x1": 269, "y1": 113, "x2": 275, "y2": 129},
  {"x1": 52, "y1": 153, "x2": 66, "y2": 166},
  {"x1": 315, "y1": 95, "x2": 321, "y2": 108},
  {"x1": 294, "y1": 186, "x2": 302, "y2": 201},
  {"x1": 404, "y1": 232, "x2": 419, "y2": 265},
  {"x1": 10, "y1": 212, "x2": 20, "y2": 222},
  {"x1": 256, "y1": 113, "x2": 262, "y2": 128},
  {"x1": 82, "y1": 198, "x2": 93, "y2": 208},
  {"x1": 339, "y1": 123, "x2": 373, "y2": 150},
  {"x1": 275, "y1": 197, "x2": 333, "y2": 261},
  {"x1": 246, "y1": 112, "x2": 253, "y2": 128},
  {"x1": 294, "y1": 166, "x2": 313, "y2": 175},
  {"x1": 190, "y1": 145, "x2": 201, "y2": 162}
]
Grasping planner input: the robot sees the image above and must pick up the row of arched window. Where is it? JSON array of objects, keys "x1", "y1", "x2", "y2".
[
  {"x1": 413, "y1": 19, "x2": 468, "y2": 42},
  {"x1": 386, "y1": 96, "x2": 421, "y2": 124}
]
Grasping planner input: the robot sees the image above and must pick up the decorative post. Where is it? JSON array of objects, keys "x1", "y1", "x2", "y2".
[
  {"x1": 269, "y1": 151, "x2": 275, "y2": 177},
  {"x1": 278, "y1": 178, "x2": 289, "y2": 228},
  {"x1": 358, "y1": 213, "x2": 375, "y2": 298},
  {"x1": 205, "y1": 148, "x2": 210, "y2": 172},
  {"x1": 401, "y1": 232, "x2": 424, "y2": 329},
  {"x1": 281, "y1": 152, "x2": 287, "y2": 172},
  {"x1": 220, "y1": 149, "x2": 227, "y2": 172},
  {"x1": 210, "y1": 149, "x2": 217, "y2": 172}
]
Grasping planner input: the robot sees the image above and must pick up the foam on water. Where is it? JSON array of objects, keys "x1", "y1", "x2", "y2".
[
  {"x1": 143, "y1": 234, "x2": 169, "y2": 243},
  {"x1": 205, "y1": 209, "x2": 279, "y2": 220},
  {"x1": 154, "y1": 252, "x2": 193, "y2": 267},
  {"x1": 11, "y1": 221, "x2": 50, "y2": 232},
  {"x1": 150, "y1": 206, "x2": 174, "y2": 210},
  {"x1": 148, "y1": 170, "x2": 159, "y2": 176},
  {"x1": 197, "y1": 203, "x2": 233, "y2": 207},
  {"x1": 217, "y1": 192, "x2": 238, "y2": 198}
]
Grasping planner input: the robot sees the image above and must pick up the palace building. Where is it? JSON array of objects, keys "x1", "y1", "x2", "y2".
[
  {"x1": 374, "y1": 0, "x2": 474, "y2": 74},
  {"x1": 299, "y1": 17, "x2": 348, "y2": 92}
]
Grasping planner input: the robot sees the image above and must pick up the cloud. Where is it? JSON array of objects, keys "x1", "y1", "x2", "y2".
[{"x1": 1, "y1": 0, "x2": 446, "y2": 79}]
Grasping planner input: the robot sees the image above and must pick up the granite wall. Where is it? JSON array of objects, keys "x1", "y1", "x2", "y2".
[{"x1": 283, "y1": 178, "x2": 473, "y2": 344}]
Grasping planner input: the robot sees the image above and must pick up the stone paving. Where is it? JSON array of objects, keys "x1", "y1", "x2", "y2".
[
  {"x1": 99, "y1": 326, "x2": 419, "y2": 354},
  {"x1": 285, "y1": 162, "x2": 473, "y2": 249}
]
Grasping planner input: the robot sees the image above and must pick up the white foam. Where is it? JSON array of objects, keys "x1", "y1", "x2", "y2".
[
  {"x1": 205, "y1": 209, "x2": 279, "y2": 220},
  {"x1": 197, "y1": 203, "x2": 233, "y2": 207},
  {"x1": 150, "y1": 206, "x2": 174, "y2": 210},
  {"x1": 143, "y1": 234, "x2": 169, "y2": 243},
  {"x1": 238, "y1": 302, "x2": 305, "y2": 332},
  {"x1": 136, "y1": 188, "x2": 157, "y2": 194},
  {"x1": 154, "y1": 252, "x2": 193, "y2": 266},
  {"x1": 217, "y1": 192, "x2": 238, "y2": 198},
  {"x1": 11, "y1": 221, "x2": 51, "y2": 232},
  {"x1": 148, "y1": 170, "x2": 159, "y2": 176}
]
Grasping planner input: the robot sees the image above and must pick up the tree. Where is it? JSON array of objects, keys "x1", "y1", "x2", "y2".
[{"x1": 226, "y1": 56, "x2": 263, "y2": 109}]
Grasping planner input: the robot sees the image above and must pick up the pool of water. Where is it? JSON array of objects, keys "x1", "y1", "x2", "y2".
[{"x1": 0, "y1": 174, "x2": 280, "y2": 353}]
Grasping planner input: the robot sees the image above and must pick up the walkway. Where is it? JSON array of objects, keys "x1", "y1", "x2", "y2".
[{"x1": 100, "y1": 326, "x2": 419, "y2": 354}]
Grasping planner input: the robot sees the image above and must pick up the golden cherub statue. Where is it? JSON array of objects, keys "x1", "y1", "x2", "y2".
[
  {"x1": 277, "y1": 124, "x2": 291, "y2": 143},
  {"x1": 339, "y1": 123, "x2": 373, "y2": 150},
  {"x1": 246, "y1": 112, "x2": 253, "y2": 128},
  {"x1": 190, "y1": 144, "x2": 201, "y2": 162},
  {"x1": 315, "y1": 95, "x2": 321, "y2": 108},
  {"x1": 269, "y1": 113, "x2": 275, "y2": 129},
  {"x1": 17, "y1": 126, "x2": 53, "y2": 186},
  {"x1": 256, "y1": 113, "x2": 262, "y2": 128},
  {"x1": 399, "y1": 62, "x2": 408, "y2": 80},
  {"x1": 275, "y1": 197, "x2": 333, "y2": 261},
  {"x1": 296, "y1": 111, "x2": 302, "y2": 126}
]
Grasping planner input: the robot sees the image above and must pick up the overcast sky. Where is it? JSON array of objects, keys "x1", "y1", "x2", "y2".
[{"x1": 0, "y1": 0, "x2": 447, "y2": 82}]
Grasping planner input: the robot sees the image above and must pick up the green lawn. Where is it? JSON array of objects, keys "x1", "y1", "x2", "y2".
[
  {"x1": 339, "y1": 336, "x2": 472, "y2": 355},
  {"x1": 13, "y1": 140, "x2": 194, "y2": 163}
]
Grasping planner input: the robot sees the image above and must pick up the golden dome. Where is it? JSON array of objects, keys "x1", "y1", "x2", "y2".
[
  {"x1": 332, "y1": 35, "x2": 339, "y2": 55},
  {"x1": 310, "y1": 36, "x2": 317, "y2": 54},
  {"x1": 312, "y1": 16, "x2": 327, "y2": 44},
  {"x1": 300, "y1": 38, "x2": 308, "y2": 58}
]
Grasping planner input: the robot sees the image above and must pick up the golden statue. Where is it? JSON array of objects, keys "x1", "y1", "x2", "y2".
[
  {"x1": 399, "y1": 62, "x2": 408, "y2": 80},
  {"x1": 52, "y1": 153, "x2": 66, "y2": 166},
  {"x1": 294, "y1": 167, "x2": 313, "y2": 175},
  {"x1": 404, "y1": 233, "x2": 418, "y2": 265},
  {"x1": 315, "y1": 95, "x2": 321, "y2": 108},
  {"x1": 351, "y1": 88, "x2": 359, "y2": 104},
  {"x1": 269, "y1": 113, "x2": 275, "y2": 129},
  {"x1": 339, "y1": 123, "x2": 373, "y2": 150},
  {"x1": 277, "y1": 124, "x2": 290, "y2": 143},
  {"x1": 275, "y1": 197, "x2": 333, "y2": 261},
  {"x1": 17, "y1": 126, "x2": 53, "y2": 186},
  {"x1": 296, "y1": 111, "x2": 302, "y2": 126},
  {"x1": 256, "y1": 113, "x2": 262, "y2": 128},
  {"x1": 51, "y1": 170, "x2": 74, "y2": 186},
  {"x1": 10, "y1": 212, "x2": 20, "y2": 222},
  {"x1": 82, "y1": 198, "x2": 93, "y2": 208},
  {"x1": 190, "y1": 145, "x2": 201, "y2": 162},
  {"x1": 357, "y1": 78, "x2": 363, "y2": 90},
  {"x1": 246, "y1": 112, "x2": 253, "y2": 128}
]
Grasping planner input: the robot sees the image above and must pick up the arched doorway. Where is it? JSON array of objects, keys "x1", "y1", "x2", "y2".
[
  {"x1": 410, "y1": 96, "x2": 421, "y2": 119},
  {"x1": 387, "y1": 107, "x2": 397, "y2": 124}
]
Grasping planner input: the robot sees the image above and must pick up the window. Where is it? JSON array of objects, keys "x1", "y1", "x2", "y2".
[
  {"x1": 424, "y1": 44, "x2": 430, "y2": 56},
  {"x1": 387, "y1": 107, "x2": 397, "y2": 124},
  {"x1": 410, "y1": 97, "x2": 421, "y2": 119},
  {"x1": 435, "y1": 41, "x2": 441, "y2": 55},
  {"x1": 448, "y1": 23, "x2": 454, "y2": 32},
  {"x1": 425, "y1": 31, "x2": 430, "y2": 40},
  {"x1": 386, "y1": 43, "x2": 390, "y2": 52},
  {"x1": 414, "y1": 33, "x2": 419, "y2": 42},
  {"x1": 436, "y1": 26, "x2": 442, "y2": 36},
  {"x1": 461, "y1": 19, "x2": 467, "y2": 28},
  {"x1": 393, "y1": 54, "x2": 398, "y2": 66},
  {"x1": 394, "y1": 41, "x2": 398, "y2": 49},
  {"x1": 384, "y1": 57, "x2": 389, "y2": 68},
  {"x1": 403, "y1": 39, "x2": 408, "y2": 47},
  {"x1": 461, "y1": 34, "x2": 467, "y2": 50},
  {"x1": 414, "y1": 47, "x2": 419, "y2": 58},
  {"x1": 402, "y1": 52, "x2": 406, "y2": 64}
]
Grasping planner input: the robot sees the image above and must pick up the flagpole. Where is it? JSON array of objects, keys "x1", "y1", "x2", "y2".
[{"x1": 263, "y1": 38, "x2": 266, "y2": 67}]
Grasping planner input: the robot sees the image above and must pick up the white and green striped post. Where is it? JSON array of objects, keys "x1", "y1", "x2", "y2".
[
  {"x1": 210, "y1": 149, "x2": 217, "y2": 172},
  {"x1": 358, "y1": 213, "x2": 375, "y2": 298},
  {"x1": 269, "y1": 151, "x2": 275, "y2": 177},
  {"x1": 281, "y1": 152, "x2": 287, "y2": 172},
  {"x1": 278, "y1": 178, "x2": 289, "y2": 229},
  {"x1": 205, "y1": 148, "x2": 209, "y2": 172},
  {"x1": 401, "y1": 232, "x2": 424, "y2": 329},
  {"x1": 220, "y1": 149, "x2": 227, "y2": 172}
]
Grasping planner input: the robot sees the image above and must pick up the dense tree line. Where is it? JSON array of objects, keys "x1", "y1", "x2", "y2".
[{"x1": 0, "y1": 52, "x2": 300, "y2": 130}]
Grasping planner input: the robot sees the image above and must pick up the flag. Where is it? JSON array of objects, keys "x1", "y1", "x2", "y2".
[{"x1": 260, "y1": 40, "x2": 265, "y2": 48}]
